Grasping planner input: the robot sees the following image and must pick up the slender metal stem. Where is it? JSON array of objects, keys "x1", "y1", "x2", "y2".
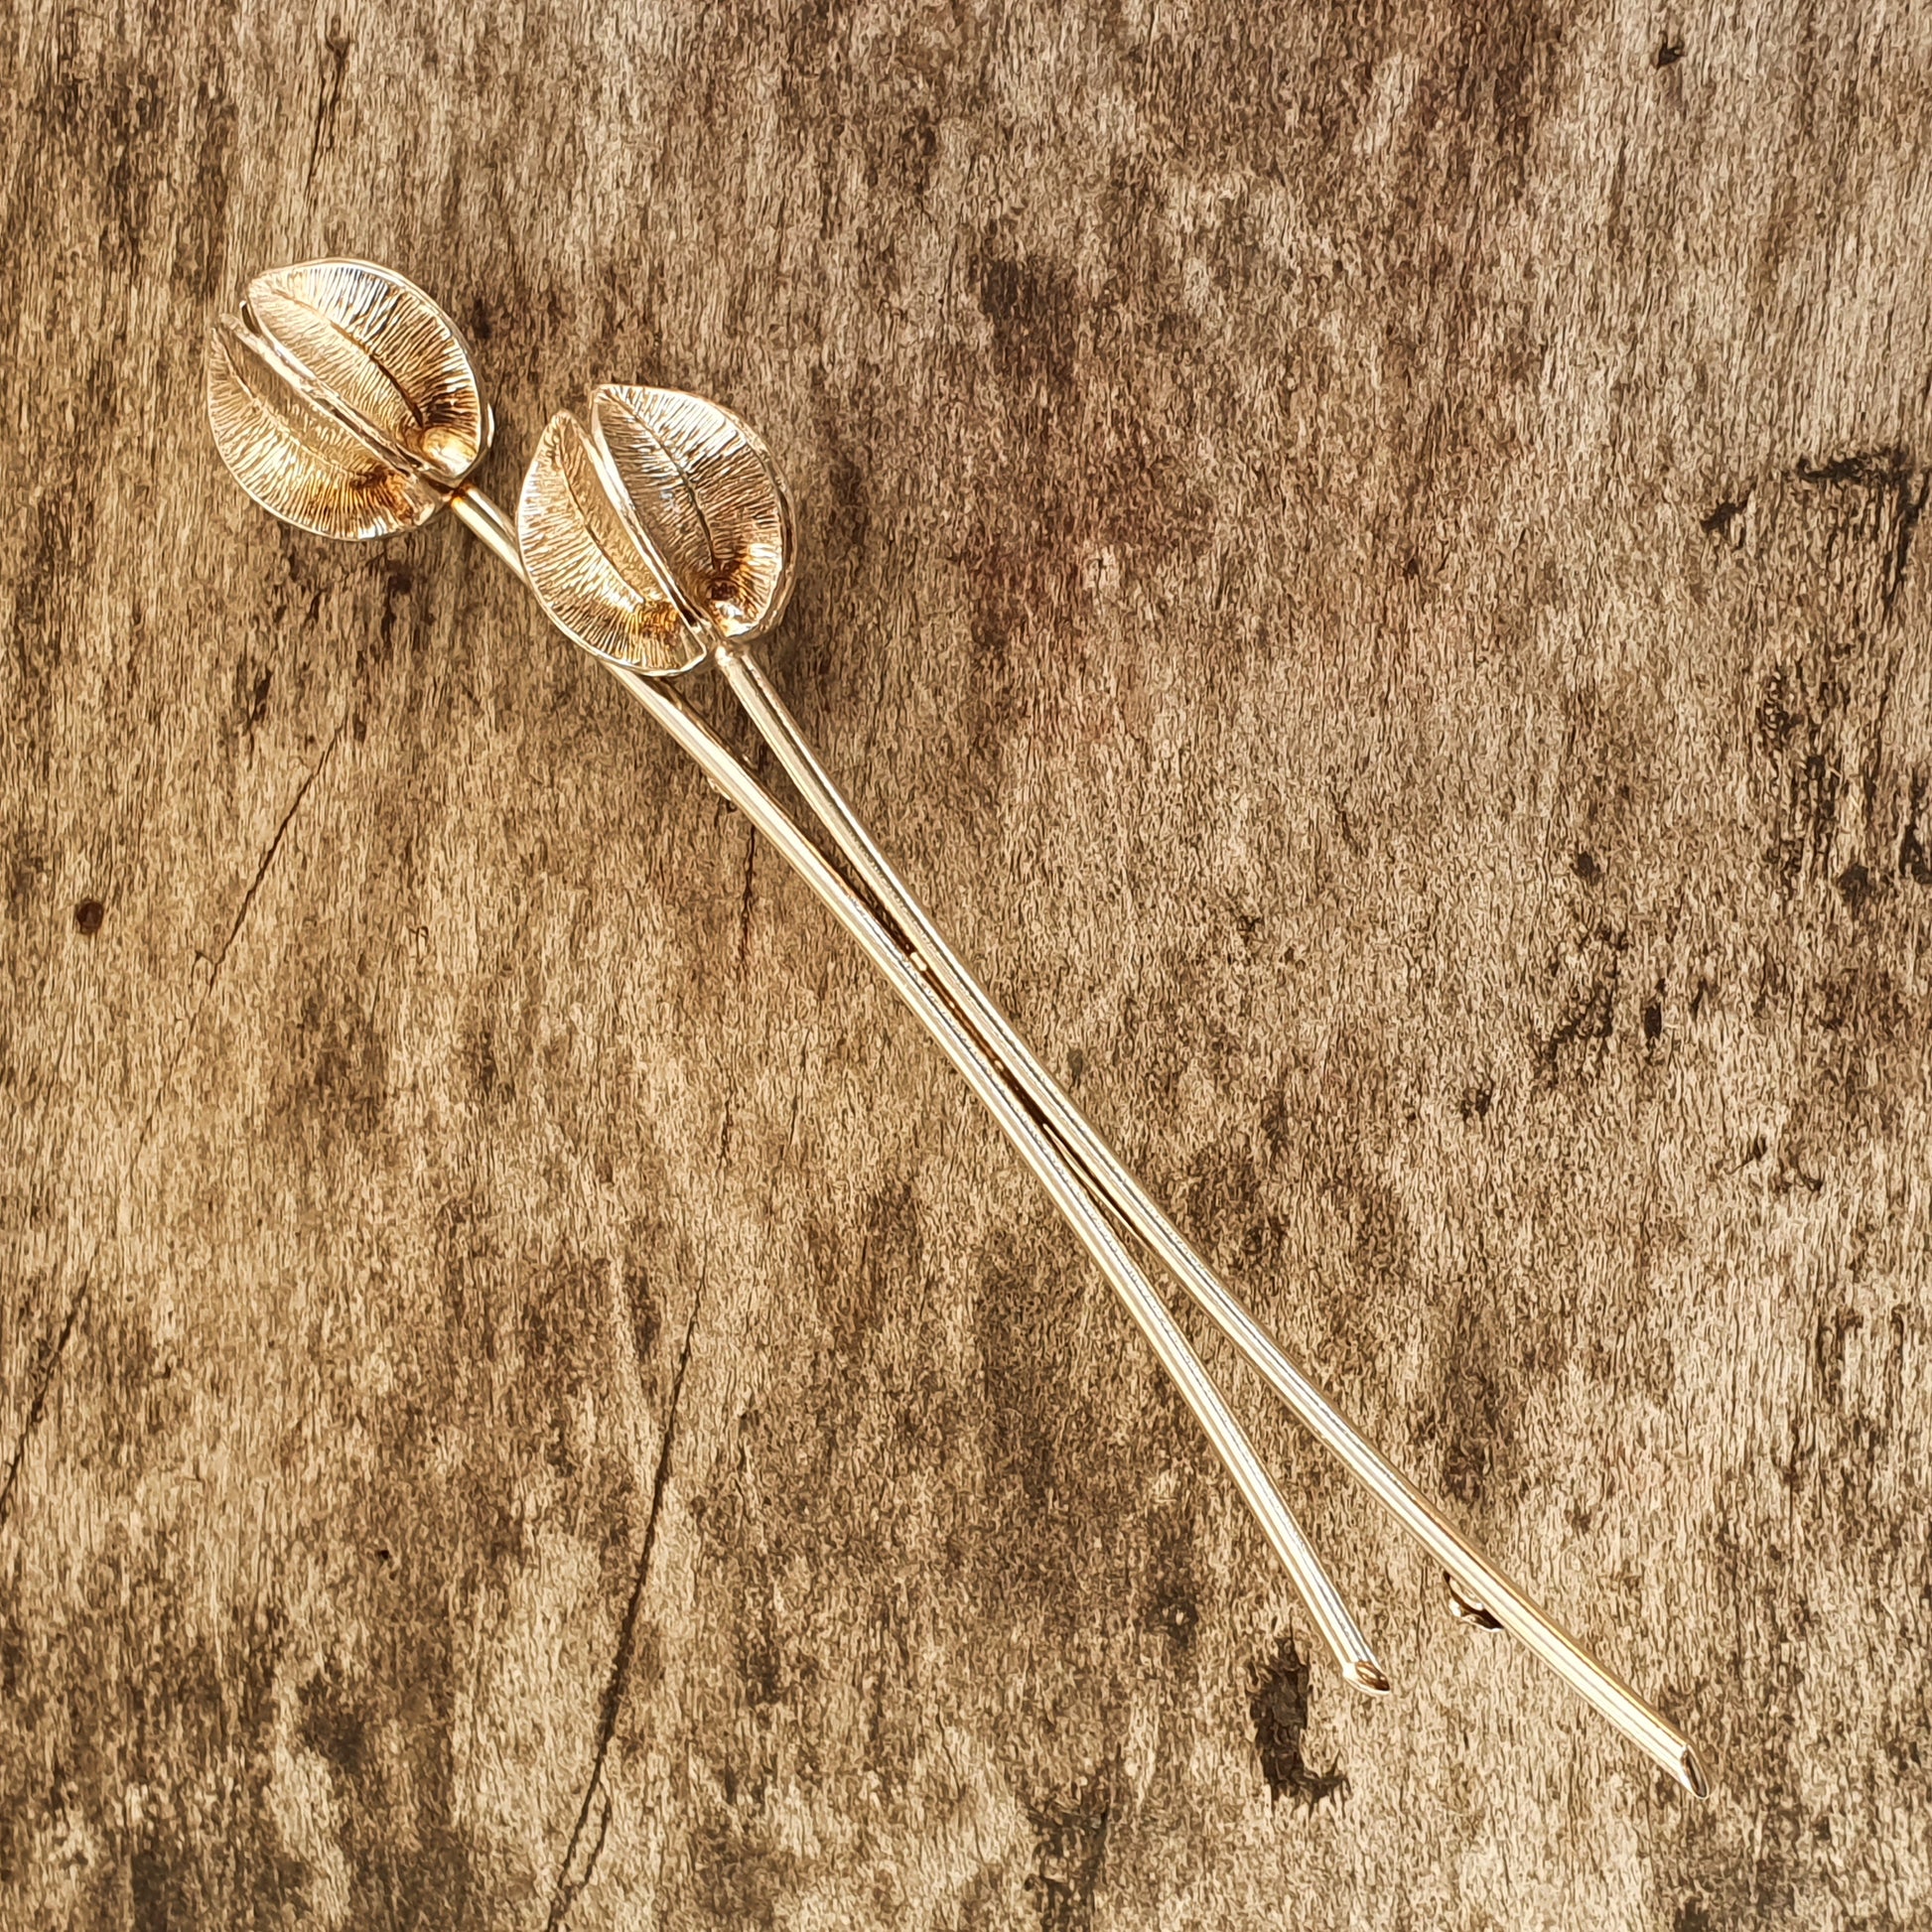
[
  {"x1": 452, "y1": 482, "x2": 522, "y2": 572},
  {"x1": 449, "y1": 485, "x2": 1389, "y2": 1696},
  {"x1": 710, "y1": 638, "x2": 1709, "y2": 1799}
]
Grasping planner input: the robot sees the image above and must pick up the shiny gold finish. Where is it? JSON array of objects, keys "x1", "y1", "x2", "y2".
[
  {"x1": 206, "y1": 259, "x2": 488, "y2": 540},
  {"x1": 593, "y1": 385, "x2": 794, "y2": 638},
  {"x1": 514, "y1": 388, "x2": 793, "y2": 674},
  {"x1": 206, "y1": 258, "x2": 1713, "y2": 1799},
  {"x1": 516, "y1": 412, "x2": 705, "y2": 674},
  {"x1": 1447, "y1": 1576, "x2": 1503, "y2": 1631}
]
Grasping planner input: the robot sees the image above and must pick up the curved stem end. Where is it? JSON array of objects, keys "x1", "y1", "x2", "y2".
[{"x1": 1346, "y1": 1659, "x2": 1393, "y2": 1698}]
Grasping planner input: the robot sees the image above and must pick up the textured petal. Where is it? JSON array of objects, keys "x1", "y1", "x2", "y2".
[
  {"x1": 592, "y1": 386, "x2": 794, "y2": 638},
  {"x1": 245, "y1": 260, "x2": 487, "y2": 483},
  {"x1": 206, "y1": 318, "x2": 438, "y2": 541},
  {"x1": 516, "y1": 412, "x2": 705, "y2": 675}
]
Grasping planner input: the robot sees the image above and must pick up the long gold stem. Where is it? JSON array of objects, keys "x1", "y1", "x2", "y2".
[{"x1": 707, "y1": 637, "x2": 1707, "y2": 1799}]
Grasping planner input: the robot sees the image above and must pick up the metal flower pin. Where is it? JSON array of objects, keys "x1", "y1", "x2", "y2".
[{"x1": 207, "y1": 259, "x2": 1708, "y2": 1797}]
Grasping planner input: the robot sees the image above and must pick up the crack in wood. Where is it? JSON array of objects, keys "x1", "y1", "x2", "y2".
[
  {"x1": 545, "y1": 1274, "x2": 702, "y2": 1928},
  {"x1": 0, "y1": 720, "x2": 345, "y2": 1537},
  {"x1": 306, "y1": 18, "x2": 351, "y2": 191},
  {"x1": 737, "y1": 826, "x2": 759, "y2": 977}
]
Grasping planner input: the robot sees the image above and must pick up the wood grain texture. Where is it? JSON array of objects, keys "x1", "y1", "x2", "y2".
[{"x1": 5, "y1": 2, "x2": 1931, "y2": 1925}]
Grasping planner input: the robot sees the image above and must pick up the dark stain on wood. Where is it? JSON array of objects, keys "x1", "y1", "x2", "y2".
[
  {"x1": 7, "y1": 1, "x2": 1932, "y2": 1925},
  {"x1": 1248, "y1": 1635, "x2": 1346, "y2": 1811}
]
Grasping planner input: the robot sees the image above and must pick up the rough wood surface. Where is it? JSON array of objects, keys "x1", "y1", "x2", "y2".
[{"x1": 5, "y1": 3, "x2": 1931, "y2": 1925}]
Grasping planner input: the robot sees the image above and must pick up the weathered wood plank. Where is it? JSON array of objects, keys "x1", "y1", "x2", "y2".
[{"x1": 5, "y1": 1, "x2": 1931, "y2": 1925}]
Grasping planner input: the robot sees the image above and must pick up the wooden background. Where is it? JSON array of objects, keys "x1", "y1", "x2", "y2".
[{"x1": 5, "y1": 1, "x2": 1930, "y2": 1924}]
